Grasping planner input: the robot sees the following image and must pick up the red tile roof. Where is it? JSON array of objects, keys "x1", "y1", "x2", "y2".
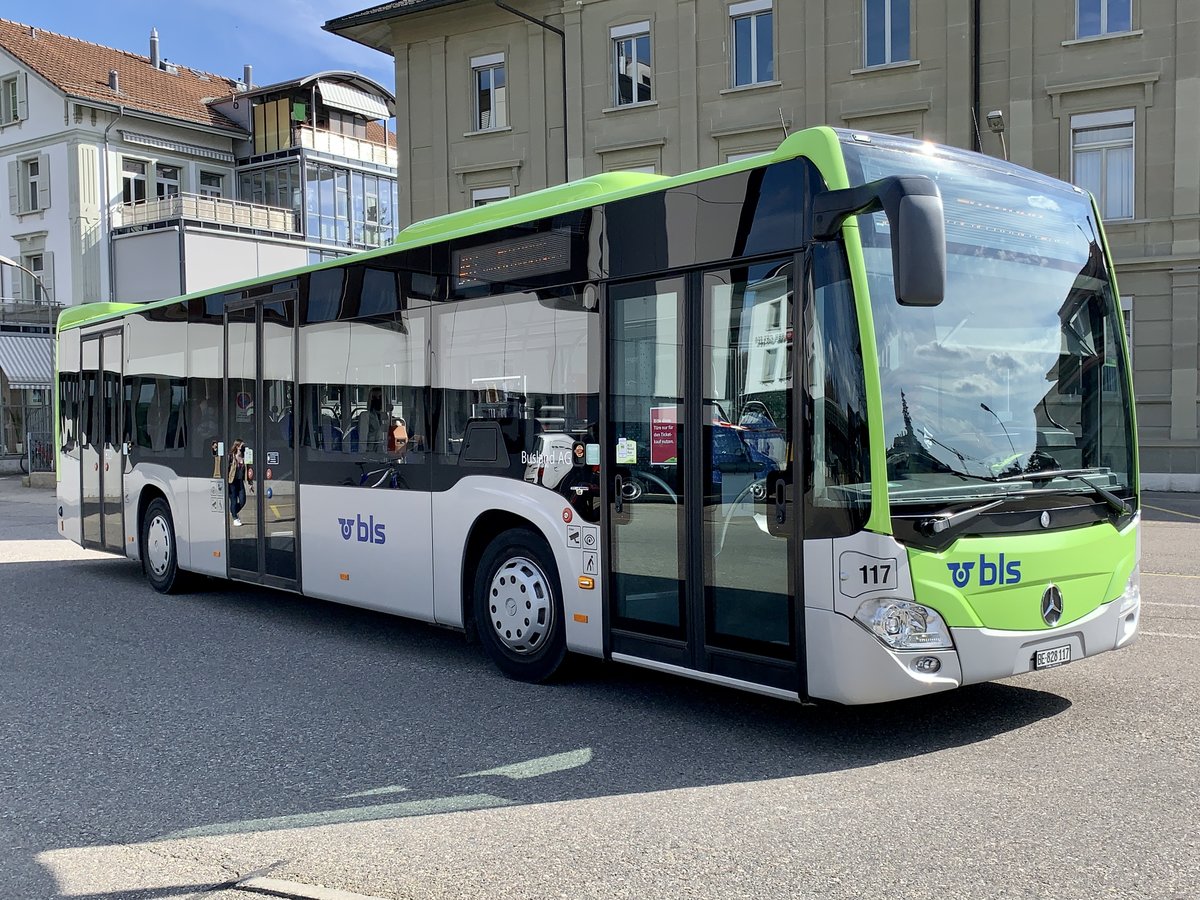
[
  {"x1": 0, "y1": 19, "x2": 244, "y2": 131},
  {"x1": 366, "y1": 120, "x2": 397, "y2": 148}
]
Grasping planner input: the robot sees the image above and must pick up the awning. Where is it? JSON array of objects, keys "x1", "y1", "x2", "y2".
[
  {"x1": 0, "y1": 334, "x2": 54, "y2": 390},
  {"x1": 317, "y1": 80, "x2": 392, "y2": 120}
]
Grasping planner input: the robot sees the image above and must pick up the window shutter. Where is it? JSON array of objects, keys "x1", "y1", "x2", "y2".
[
  {"x1": 10, "y1": 255, "x2": 22, "y2": 301},
  {"x1": 39, "y1": 252, "x2": 54, "y2": 302},
  {"x1": 37, "y1": 153, "x2": 50, "y2": 210},
  {"x1": 16, "y1": 72, "x2": 28, "y2": 120},
  {"x1": 7, "y1": 159, "x2": 17, "y2": 214}
]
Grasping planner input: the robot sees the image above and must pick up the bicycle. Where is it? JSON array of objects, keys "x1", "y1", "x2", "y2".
[{"x1": 356, "y1": 459, "x2": 399, "y2": 489}]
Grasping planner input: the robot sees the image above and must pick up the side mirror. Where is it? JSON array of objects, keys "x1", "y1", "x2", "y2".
[{"x1": 812, "y1": 175, "x2": 946, "y2": 306}]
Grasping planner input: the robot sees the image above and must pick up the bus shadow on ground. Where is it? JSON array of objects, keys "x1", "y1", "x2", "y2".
[{"x1": 3, "y1": 556, "x2": 1069, "y2": 895}]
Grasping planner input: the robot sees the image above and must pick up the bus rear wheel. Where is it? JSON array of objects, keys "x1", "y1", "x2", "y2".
[
  {"x1": 473, "y1": 528, "x2": 567, "y2": 683},
  {"x1": 142, "y1": 497, "x2": 187, "y2": 594}
]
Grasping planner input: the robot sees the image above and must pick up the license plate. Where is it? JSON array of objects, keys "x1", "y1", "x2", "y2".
[{"x1": 1034, "y1": 644, "x2": 1072, "y2": 670}]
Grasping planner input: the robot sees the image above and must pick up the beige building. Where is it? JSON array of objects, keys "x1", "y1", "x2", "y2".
[{"x1": 327, "y1": 0, "x2": 1200, "y2": 489}]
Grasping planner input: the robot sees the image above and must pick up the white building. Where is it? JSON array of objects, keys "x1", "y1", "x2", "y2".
[{"x1": 0, "y1": 19, "x2": 397, "y2": 454}]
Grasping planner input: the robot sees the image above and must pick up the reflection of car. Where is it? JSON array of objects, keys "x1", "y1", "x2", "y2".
[
  {"x1": 612, "y1": 406, "x2": 781, "y2": 505},
  {"x1": 710, "y1": 415, "x2": 778, "y2": 501}
]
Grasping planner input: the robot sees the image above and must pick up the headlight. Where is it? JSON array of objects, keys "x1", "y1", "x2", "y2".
[
  {"x1": 854, "y1": 599, "x2": 954, "y2": 650},
  {"x1": 1118, "y1": 567, "x2": 1140, "y2": 614}
]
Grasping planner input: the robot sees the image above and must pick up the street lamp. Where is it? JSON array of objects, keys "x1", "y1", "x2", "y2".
[{"x1": 0, "y1": 253, "x2": 50, "y2": 304}]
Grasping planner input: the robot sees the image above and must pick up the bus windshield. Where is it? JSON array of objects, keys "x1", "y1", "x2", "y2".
[{"x1": 841, "y1": 134, "x2": 1135, "y2": 508}]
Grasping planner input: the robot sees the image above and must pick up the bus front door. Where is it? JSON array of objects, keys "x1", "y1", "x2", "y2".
[
  {"x1": 80, "y1": 328, "x2": 125, "y2": 554},
  {"x1": 224, "y1": 293, "x2": 300, "y2": 589},
  {"x1": 605, "y1": 265, "x2": 801, "y2": 696}
]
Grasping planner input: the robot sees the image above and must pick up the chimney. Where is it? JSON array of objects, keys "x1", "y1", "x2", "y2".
[
  {"x1": 108, "y1": 70, "x2": 120, "y2": 93},
  {"x1": 150, "y1": 28, "x2": 160, "y2": 69},
  {"x1": 243, "y1": 65, "x2": 253, "y2": 89}
]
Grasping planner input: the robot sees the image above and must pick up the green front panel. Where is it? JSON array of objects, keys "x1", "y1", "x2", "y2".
[{"x1": 908, "y1": 521, "x2": 1138, "y2": 631}]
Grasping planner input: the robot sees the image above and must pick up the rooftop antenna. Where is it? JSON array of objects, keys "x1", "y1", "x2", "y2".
[{"x1": 778, "y1": 107, "x2": 790, "y2": 139}]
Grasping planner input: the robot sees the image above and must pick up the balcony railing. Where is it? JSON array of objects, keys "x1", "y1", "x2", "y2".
[
  {"x1": 116, "y1": 193, "x2": 299, "y2": 234},
  {"x1": 296, "y1": 125, "x2": 398, "y2": 168},
  {"x1": 0, "y1": 299, "x2": 63, "y2": 329}
]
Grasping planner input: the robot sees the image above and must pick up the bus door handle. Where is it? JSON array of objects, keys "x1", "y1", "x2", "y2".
[
  {"x1": 774, "y1": 480, "x2": 787, "y2": 525},
  {"x1": 614, "y1": 475, "x2": 624, "y2": 514}
]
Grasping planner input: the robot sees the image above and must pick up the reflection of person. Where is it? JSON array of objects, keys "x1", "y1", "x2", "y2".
[
  {"x1": 227, "y1": 439, "x2": 247, "y2": 526},
  {"x1": 358, "y1": 387, "x2": 387, "y2": 451},
  {"x1": 196, "y1": 397, "x2": 219, "y2": 445}
]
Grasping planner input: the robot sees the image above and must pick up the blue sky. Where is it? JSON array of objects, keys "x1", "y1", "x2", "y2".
[{"x1": 3, "y1": 1, "x2": 395, "y2": 93}]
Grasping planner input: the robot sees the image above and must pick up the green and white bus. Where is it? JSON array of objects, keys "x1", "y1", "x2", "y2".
[{"x1": 55, "y1": 127, "x2": 1140, "y2": 704}]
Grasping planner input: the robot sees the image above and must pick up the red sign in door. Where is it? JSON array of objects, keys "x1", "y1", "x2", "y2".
[{"x1": 649, "y1": 406, "x2": 678, "y2": 465}]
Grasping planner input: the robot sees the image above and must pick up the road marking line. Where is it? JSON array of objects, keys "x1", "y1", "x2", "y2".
[
  {"x1": 1140, "y1": 631, "x2": 1200, "y2": 639},
  {"x1": 461, "y1": 747, "x2": 593, "y2": 780},
  {"x1": 160, "y1": 793, "x2": 513, "y2": 839},
  {"x1": 336, "y1": 785, "x2": 408, "y2": 799},
  {"x1": 1144, "y1": 503, "x2": 1200, "y2": 521},
  {"x1": 1143, "y1": 572, "x2": 1200, "y2": 579},
  {"x1": 1143, "y1": 602, "x2": 1200, "y2": 608}
]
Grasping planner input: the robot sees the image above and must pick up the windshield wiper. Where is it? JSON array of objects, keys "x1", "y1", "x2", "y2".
[
  {"x1": 998, "y1": 468, "x2": 1130, "y2": 514},
  {"x1": 920, "y1": 497, "x2": 1007, "y2": 535}
]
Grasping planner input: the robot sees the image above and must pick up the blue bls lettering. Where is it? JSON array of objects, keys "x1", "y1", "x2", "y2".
[
  {"x1": 947, "y1": 555, "x2": 1021, "y2": 588},
  {"x1": 338, "y1": 514, "x2": 386, "y2": 545}
]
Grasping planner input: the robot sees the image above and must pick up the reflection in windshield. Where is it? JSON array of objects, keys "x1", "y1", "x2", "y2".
[{"x1": 842, "y1": 135, "x2": 1135, "y2": 505}]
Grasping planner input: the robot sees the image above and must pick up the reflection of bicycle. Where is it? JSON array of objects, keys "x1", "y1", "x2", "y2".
[
  {"x1": 18, "y1": 437, "x2": 53, "y2": 474},
  {"x1": 357, "y1": 460, "x2": 398, "y2": 489}
]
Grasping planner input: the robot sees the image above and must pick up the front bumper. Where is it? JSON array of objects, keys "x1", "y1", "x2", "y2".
[
  {"x1": 953, "y1": 589, "x2": 1140, "y2": 685},
  {"x1": 805, "y1": 591, "x2": 1139, "y2": 705}
]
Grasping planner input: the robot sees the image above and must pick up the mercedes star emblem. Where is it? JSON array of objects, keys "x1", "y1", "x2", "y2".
[
  {"x1": 1040, "y1": 511, "x2": 1051, "y2": 529},
  {"x1": 1041, "y1": 584, "x2": 1064, "y2": 626}
]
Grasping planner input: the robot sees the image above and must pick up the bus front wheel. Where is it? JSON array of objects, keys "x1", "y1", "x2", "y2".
[
  {"x1": 142, "y1": 497, "x2": 187, "y2": 594},
  {"x1": 473, "y1": 528, "x2": 567, "y2": 683}
]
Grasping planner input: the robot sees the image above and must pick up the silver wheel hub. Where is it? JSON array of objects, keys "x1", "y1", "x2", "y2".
[
  {"x1": 146, "y1": 514, "x2": 172, "y2": 577},
  {"x1": 488, "y1": 556, "x2": 553, "y2": 654}
]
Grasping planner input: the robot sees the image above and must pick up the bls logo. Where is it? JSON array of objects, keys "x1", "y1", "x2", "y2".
[
  {"x1": 947, "y1": 554, "x2": 1022, "y2": 589},
  {"x1": 338, "y1": 514, "x2": 386, "y2": 545}
]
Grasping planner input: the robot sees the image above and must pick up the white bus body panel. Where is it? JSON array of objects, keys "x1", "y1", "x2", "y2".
[
  {"x1": 299, "y1": 483, "x2": 436, "y2": 622},
  {"x1": 185, "y1": 475, "x2": 229, "y2": 578},
  {"x1": 806, "y1": 531, "x2": 944, "y2": 704},
  {"x1": 57, "y1": 328, "x2": 82, "y2": 545},
  {"x1": 431, "y1": 476, "x2": 603, "y2": 657}
]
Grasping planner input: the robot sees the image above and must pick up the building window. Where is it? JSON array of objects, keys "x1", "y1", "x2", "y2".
[
  {"x1": 122, "y1": 159, "x2": 147, "y2": 204},
  {"x1": 20, "y1": 252, "x2": 51, "y2": 302},
  {"x1": 1071, "y1": 109, "x2": 1134, "y2": 220},
  {"x1": 8, "y1": 155, "x2": 49, "y2": 214},
  {"x1": 156, "y1": 164, "x2": 180, "y2": 199},
  {"x1": 864, "y1": 0, "x2": 911, "y2": 67},
  {"x1": 471, "y1": 53, "x2": 507, "y2": 130},
  {"x1": 24, "y1": 158, "x2": 41, "y2": 211},
  {"x1": 1121, "y1": 295, "x2": 1133, "y2": 365},
  {"x1": 1077, "y1": 0, "x2": 1132, "y2": 37},
  {"x1": 199, "y1": 171, "x2": 224, "y2": 198},
  {"x1": 731, "y1": 1, "x2": 774, "y2": 87},
  {"x1": 1, "y1": 72, "x2": 25, "y2": 124},
  {"x1": 471, "y1": 186, "x2": 511, "y2": 207},
  {"x1": 612, "y1": 22, "x2": 652, "y2": 106},
  {"x1": 304, "y1": 162, "x2": 398, "y2": 248}
]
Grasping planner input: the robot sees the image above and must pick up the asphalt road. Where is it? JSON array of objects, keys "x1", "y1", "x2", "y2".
[{"x1": 1, "y1": 478, "x2": 1197, "y2": 899}]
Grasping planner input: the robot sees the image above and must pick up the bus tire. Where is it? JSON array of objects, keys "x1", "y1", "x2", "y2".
[
  {"x1": 142, "y1": 497, "x2": 187, "y2": 594},
  {"x1": 473, "y1": 528, "x2": 567, "y2": 683}
]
